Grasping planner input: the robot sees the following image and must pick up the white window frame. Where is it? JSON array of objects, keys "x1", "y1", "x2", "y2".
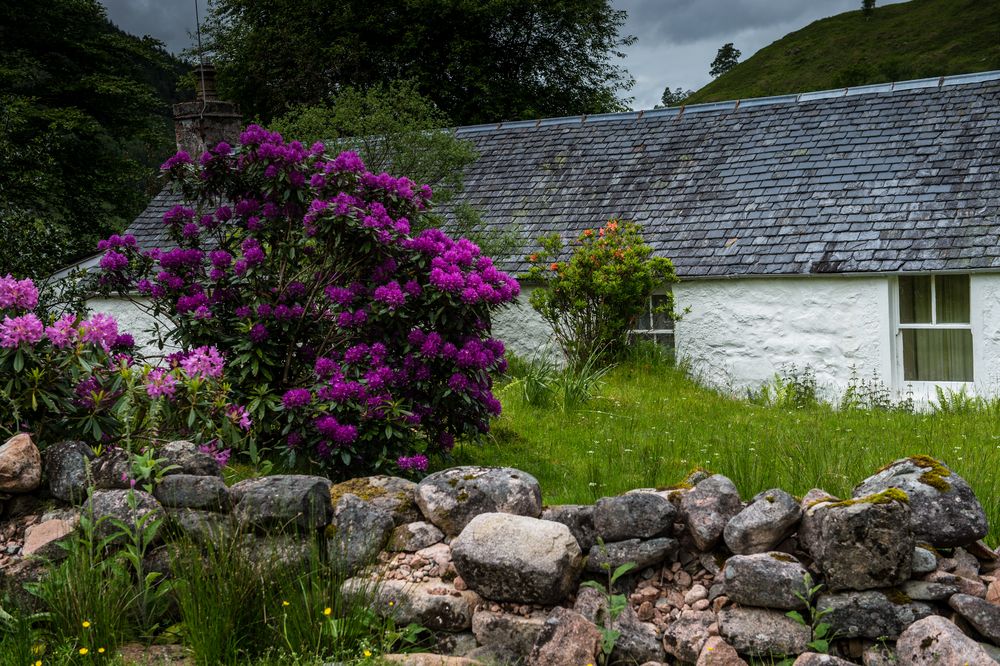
[
  {"x1": 629, "y1": 291, "x2": 674, "y2": 349},
  {"x1": 892, "y1": 273, "x2": 974, "y2": 392}
]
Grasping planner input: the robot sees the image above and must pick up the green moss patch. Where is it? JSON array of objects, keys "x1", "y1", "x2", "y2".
[
  {"x1": 909, "y1": 455, "x2": 952, "y2": 493},
  {"x1": 825, "y1": 487, "x2": 910, "y2": 509},
  {"x1": 769, "y1": 553, "x2": 797, "y2": 563},
  {"x1": 329, "y1": 477, "x2": 388, "y2": 507}
]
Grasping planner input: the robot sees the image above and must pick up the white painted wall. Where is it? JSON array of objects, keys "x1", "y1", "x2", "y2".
[
  {"x1": 971, "y1": 273, "x2": 1000, "y2": 396},
  {"x1": 673, "y1": 276, "x2": 894, "y2": 400},
  {"x1": 86, "y1": 297, "x2": 175, "y2": 361},
  {"x1": 492, "y1": 287, "x2": 563, "y2": 363}
]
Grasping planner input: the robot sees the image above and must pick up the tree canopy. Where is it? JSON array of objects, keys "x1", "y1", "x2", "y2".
[
  {"x1": 202, "y1": 0, "x2": 636, "y2": 125},
  {"x1": 0, "y1": 0, "x2": 186, "y2": 278},
  {"x1": 710, "y1": 43, "x2": 742, "y2": 78}
]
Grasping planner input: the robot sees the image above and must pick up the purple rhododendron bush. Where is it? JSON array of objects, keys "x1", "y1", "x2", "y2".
[
  {"x1": 0, "y1": 275, "x2": 248, "y2": 454},
  {"x1": 99, "y1": 125, "x2": 519, "y2": 477}
]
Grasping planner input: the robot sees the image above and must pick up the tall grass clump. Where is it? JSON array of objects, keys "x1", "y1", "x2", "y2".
[
  {"x1": 501, "y1": 352, "x2": 610, "y2": 412},
  {"x1": 29, "y1": 513, "x2": 138, "y2": 656}
]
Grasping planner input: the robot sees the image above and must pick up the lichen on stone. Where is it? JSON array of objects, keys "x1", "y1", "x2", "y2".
[
  {"x1": 884, "y1": 587, "x2": 912, "y2": 605},
  {"x1": 769, "y1": 552, "x2": 797, "y2": 563},
  {"x1": 908, "y1": 455, "x2": 952, "y2": 493},
  {"x1": 825, "y1": 487, "x2": 910, "y2": 509},
  {"x1": 330, "y1": 478, "x2": 388, "y2": 507}
]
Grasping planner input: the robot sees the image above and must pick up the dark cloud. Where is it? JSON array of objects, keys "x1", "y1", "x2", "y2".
[{"x1": 99, "y1": 0, "x2": 197, "y2": 54}]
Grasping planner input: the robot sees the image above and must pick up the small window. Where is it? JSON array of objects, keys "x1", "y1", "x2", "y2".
[
  {"x1": 898, "y1": 275, "x2": 972, "y2": 382},
  {"x1": 630, "y1": 293, "x2": 674, "y2": 351}
]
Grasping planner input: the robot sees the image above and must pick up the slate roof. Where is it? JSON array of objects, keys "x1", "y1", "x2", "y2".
[{"x1": 118, "y1": 71, "x2": 1000, "y2": 279}]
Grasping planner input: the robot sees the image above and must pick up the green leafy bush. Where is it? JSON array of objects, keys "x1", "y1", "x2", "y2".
[{"x1": 525, "y1": 219, "x2": 677, "y2": 368}]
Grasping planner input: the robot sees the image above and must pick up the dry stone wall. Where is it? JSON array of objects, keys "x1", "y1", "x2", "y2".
[{"x1": 0, "y1": 434, "x2": 998, "y2": 665}]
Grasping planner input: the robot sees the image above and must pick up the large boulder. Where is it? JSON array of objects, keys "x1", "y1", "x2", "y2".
[
  {"x1": 527, "y1": 607, "x2": 602, "y2": 666},
  {"x1": 230, "y1": 475, "x2": 332, "y2": 533},
  {"x1": 343, "y1": 578, "x2": 480, "y2": 632},
  {"x1": 166, "y1": 508, "x2": 235, "y2": 545},
  {"x1": 416, "y1": 467, "x2": 542, "y2": 537},
  {"x1": 89, "y1": 448, "x2": 132, "y2": 490},
  {"x1": 798, "y1": 490, "x2": 913, "y2": 591},
  {"x1": 949, "y1": 593, "x2": 1000, "y2": 645},
  {"x1": 611, "y1": 605, "x2": 665, "y2": 665},
  {"x1": 896, "y1": 616, "x2": 995, "y2": 665},
  {"x1": 157, "y1": 440, "x2": 222, "y2": 477},
  {"x1": 329, "y1": 475, "x2": 420, "y2": 525},
  {"x1": 663, "y1": 609, "x2": 716, "y2": 663},
  {"x1": 723, "y1": 489, "x2": 801, "y2": 555},
  {"x1": 472, "y1": 610, "x2": 547, "y2": 661},
  {"x1": 328, "y1": 493, "x2": 395, "y2": 573},
  {"x1": 816, "y1": 590, "x2": 934, "y2": 639},
  {"x1": 585, "y1": 537, "x2": 678, "y2": 573},
  {"x1": 388, "y1": 521, "x2": 444, "y2": 552},
  {"x1": 853, "y1": 456, "x2": 987, "y2": 547},
  {"x1": 541, "y1": 504, "x2": 596, "y2": 551},
  {"x1": 594, "y1": 492, "x2": 675, "y2": 541},
  {"x1": 43, "y1": 440, "x2": 96, "y2": 503},
  {"x1": 153, "y1": 474, "x2": 230, "y2": 511},
  {"x1": 0, "y1": 433, "x2": 41, "y2": 493},
  {"x1": 722, "y1": 552, "x2": 809, "y2": 610},
  {"x1": 451, "y1": 513, "x2": 583, "y2": 605},
  {"x1": 718, "y1": 607, "x2": 811, "y2": 658},
  {"x1": 22, "y1": 518, "x2": 75, "y2": 558},
  {"x1": 681, "y1": 474, "x2": 743, "y2": 551},
  {"x1": 83, "y1": 489, "x2": 164, "y2": 543}
]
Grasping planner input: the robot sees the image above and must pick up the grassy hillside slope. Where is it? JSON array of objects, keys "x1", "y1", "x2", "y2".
[{"x1": 684, "y1": 0, "x2": 1000, "y2": 104}]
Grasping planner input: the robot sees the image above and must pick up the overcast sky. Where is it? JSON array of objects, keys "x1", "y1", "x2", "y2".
[{"x1": 99, "y1": 0, "x2": 909, "y2": 111}]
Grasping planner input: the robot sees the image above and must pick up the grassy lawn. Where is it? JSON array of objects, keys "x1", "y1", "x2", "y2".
[{"x1": 451, "y1": 360, "x2": 1000, "y2": 547}]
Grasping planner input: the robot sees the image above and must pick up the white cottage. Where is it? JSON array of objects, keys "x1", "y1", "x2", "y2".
[
  {"x1": 448, "y1": 70, "x2": 1000, "y2": 401},
  {"x1": 66, "y1": 70, "x2": 1000, "y2": 402}
]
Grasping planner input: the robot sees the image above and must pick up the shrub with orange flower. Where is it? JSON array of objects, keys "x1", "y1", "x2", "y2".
[{"x1": 523, "y1": 219, "x2": 677, "y2": 367}]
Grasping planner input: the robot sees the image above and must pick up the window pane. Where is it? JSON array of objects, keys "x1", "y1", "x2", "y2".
[
  {"x1": 899, "y1": 276, "x2": 932, "y2": 323},
  {"x1": 635, "y1": 308, "x2": 651, "y2": 330},
  {"x1": 902, "y1": 329, "x2": 973, "y2": 382},
  {"x1": 936, "y1": 274, "x2": 970, "y2": 323},
  {"x1": 651, "y1": 294, "x2": 673, "y2": 330}
]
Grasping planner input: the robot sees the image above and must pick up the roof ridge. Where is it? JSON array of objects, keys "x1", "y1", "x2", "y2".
[{"x1": 454, "y1": 69, "x2": 1000, "y2": 135}]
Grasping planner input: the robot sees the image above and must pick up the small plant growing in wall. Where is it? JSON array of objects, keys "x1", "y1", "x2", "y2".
[
  {"x1": 580, "y1": 538, "x2": 637, "y2": 661},
  {"x1": 783, "y1": 572, "x2": 836, "y2": 659},
  {"x1": 525, "y1": 219, "x2": 677, "y2": 369}
]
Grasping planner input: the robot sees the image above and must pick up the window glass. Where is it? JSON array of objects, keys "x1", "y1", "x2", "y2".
[
  {"x1": 651, "y1": 294, "x2": 673, "y2": 330},
  {"x1": 635, "y1": 308, "x2": 651, "y2": 330},
  {"x1": 936, "y1": 274, "x2": 970, "y2": 323},
  {"x1": 902, "y1": 329, "x2": 973, "y2": 382},
  {"x1": 899, "y1": 275, "x2": 932, "y2": 324}
]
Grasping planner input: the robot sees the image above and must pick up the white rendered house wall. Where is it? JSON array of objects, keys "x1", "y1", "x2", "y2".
[
  {"x1": 86, "y1": 297, "x2": 175, "y2": 360},
  {"x1": 672, "y1": 276, "x2": 894, "y2": 400}
]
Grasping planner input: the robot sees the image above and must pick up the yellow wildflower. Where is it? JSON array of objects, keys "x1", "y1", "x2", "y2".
[
  {"x1": 363, "y1": 649, "x2": 372, "y2": 657},
  {"x1": 79, "y1": 648, "x2": 89, "y2": 655},
  {"x1": 282, "y1": 600, "x2": 290, "y2": 607},
  {"x1": 323, "y1": 607, "x2": 332, "y2": 616},
  {"x1": 82, "y1": 621, "x2": 91, "y2": 629}
]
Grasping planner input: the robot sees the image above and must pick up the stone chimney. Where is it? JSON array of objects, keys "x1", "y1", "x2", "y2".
[{"x1": 173, "y1": 62, "x2": 242, "y2": 156}]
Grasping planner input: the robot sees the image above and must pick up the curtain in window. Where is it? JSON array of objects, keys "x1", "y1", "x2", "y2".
[{"x1": 903, "y1": 329, "x2": 973, "y2": 382}]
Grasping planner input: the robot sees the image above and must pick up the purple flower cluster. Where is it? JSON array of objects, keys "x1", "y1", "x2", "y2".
[
  {"x1": 0, "y1": 275, "x2": 39, "y2": 311},
  {"x1": 180, "y1": 345, "x2": 225, "y2": 380},
  {"x1": 314, "y1": 415, "x2": 358, "y2": 444},
  {"x1": 0, "y1": 313, "x2": 44, "y2": 348},
  {"x1": 397, "y1": 454, "x2": 429, "y2": 472},
  {"x1": 145, "y1": 368, "x2": 178, "y2": 399},
  {"x1": 79, "y1": 314, "x2": 119, "y2": 351},
  {"x1": 282, "y1": 388, "x2": 312, "y2": 409}
]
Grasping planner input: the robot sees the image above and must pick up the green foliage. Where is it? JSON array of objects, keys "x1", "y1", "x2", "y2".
[
  {"x1": 710, "y1": 43, "x2": 742, "y2": 78},
  {"x1": 931, "y1": 385, "x2": 997, "y2": 415},
  {"x1": 658, "y1": 86, "x2": 694, "y2": 107},
  {"x1": 502, "y1": 352, "x2": 610, "y2": 412},
  {"x1": 28, "y1": 512, "x2": 139, "y2": 657},
  {"x1": 785, "y1": 573, "x2": 836, "y2": 658},
  {"x1": 202, "y1": 0, "x2": 635, "y2": 125},
  {"x1": 840, "y1": 367, "x2": 914, "y2": 413},
  {"x1": 580, "y1": 540, "x2": 636, "y2": 659},
  {"x1": 862, "y1": 0, "x2": 877, "y2": 17},
  {"x1": 0, "y1": 0, "x2": 186, "y2": 277},
  {"x1": 684, "y1": 0, "x2": 1000, "y2": 105},
  {"x1": 525, "y1": 220, "x2": 677, "y2": 369},
  {"x1": 750, "y1": 366, "x2": 819, "y2": 410}
]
